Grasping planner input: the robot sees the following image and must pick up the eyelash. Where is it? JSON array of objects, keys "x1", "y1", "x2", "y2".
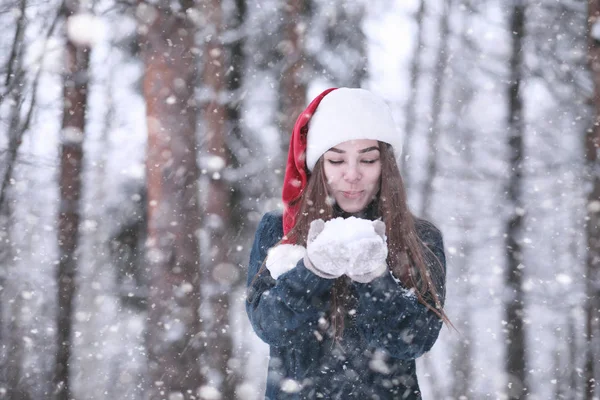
[{"x1": 327, "y1": 159, "x2": 379, "y2": 165}]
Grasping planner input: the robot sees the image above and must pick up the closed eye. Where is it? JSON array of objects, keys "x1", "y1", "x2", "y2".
[
  {"x1": 327, "y1": 160, "x2": 344, "y2": 165},
  {"x1": 361, "y1": 159, "x2": 380, "y2": 164}
]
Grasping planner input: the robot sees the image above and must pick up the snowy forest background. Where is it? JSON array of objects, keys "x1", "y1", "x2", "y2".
[{"x1": 1, "y1": 0, "x2": 600, "y2": 399}]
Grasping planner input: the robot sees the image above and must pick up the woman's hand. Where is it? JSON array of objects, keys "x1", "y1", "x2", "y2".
[
  {"x1": 346, "y1": 220, "x2": 388, "y2": 283},
  {"x1": 304, "y1": 217, "x2": 388, "y2": 282},
  {"x1": 303, "y1": 219, "x2": 349, "y2": 279}
]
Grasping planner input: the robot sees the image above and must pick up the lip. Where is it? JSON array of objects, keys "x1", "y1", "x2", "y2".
[{"x1": 342, "y1": 191, "x2": 363, "y2": 199}]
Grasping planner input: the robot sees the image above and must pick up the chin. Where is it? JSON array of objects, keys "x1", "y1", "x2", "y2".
[{"x1": 338, "y1": 202, "x2": 367, "y2": 214}]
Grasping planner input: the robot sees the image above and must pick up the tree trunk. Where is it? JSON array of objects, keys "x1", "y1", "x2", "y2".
[
  {"x1": 401, "y1": 0, "x2": 426, "y2": 182},
  {"x1": 451, "y1": 273, "x2": 473, "y2": 399},
  {"x1": 567, "y1": 312, "x2": 578, "y2": 400},
  {"x1": 224, "y1": 0, "x2": 247, "y2": 206},
  {"x1": 451, "y1": 133, "x2": 475, "y2": 399},
  {"x1": 416, "y1": 3, "x2": 453, "y2": 396},
  {"x1": 224, "y1": 2, "x2": 248, "y2": 397},
  {"x1": 278, "y1": 0, "x2": 307, "y2": 161},
  {"x1": 421, "y1": 0, "x2": 452, "y2": 220},
  {"x1": 54, "y1": 3, "x2": 90, "y2": 399},
  {"x1": 585, "y1": 2, "x2": 600, "y2": 398},
  {"x1": 140, "y1": 2, "x2": 204, "y2": 398},
  {"x1": 200, "y1": 0, "x2": 238, "y2": 398},
  {"x1": 322, "y1": 0, "x2": 367, "y2": 88},
  {"x1": 226, "y1": 0, "x2": 247, "y2": 172},
  {"x1": 449, "y1": 4, "x2": 474, "y2": 396},
  {"x1": 504, "y1": 2, "x2": 528, "y2": 399},
  {"x1": 568, "y1": 191, "x2": 582, "y2": 399}
]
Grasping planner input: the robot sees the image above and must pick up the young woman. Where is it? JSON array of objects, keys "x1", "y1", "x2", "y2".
[{"x1": 246, "y1": 88, "x2": 449, "y2": 399}]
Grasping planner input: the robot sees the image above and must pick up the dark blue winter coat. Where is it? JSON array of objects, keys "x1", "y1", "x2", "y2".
[{"x1": 246, "y1": 211, "x2": 446, "y2": 400}]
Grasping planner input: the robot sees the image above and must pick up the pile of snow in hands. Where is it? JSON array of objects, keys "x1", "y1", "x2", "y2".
[{"x1": 266, "y1": 217, "x2": 387, "y2": 279}]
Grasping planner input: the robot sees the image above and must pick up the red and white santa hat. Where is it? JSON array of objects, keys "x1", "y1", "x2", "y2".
[{"x1": 281, "y1": 87, "x2": 403, "y2": 239}]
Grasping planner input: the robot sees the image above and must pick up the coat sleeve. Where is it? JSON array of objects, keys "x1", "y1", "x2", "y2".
[
  {"x1": 245, "y1": 212, "x2": 335, "y2": 347},
  {"x1": 353, "y1": 224, "x2": 446, "y2": 360}
]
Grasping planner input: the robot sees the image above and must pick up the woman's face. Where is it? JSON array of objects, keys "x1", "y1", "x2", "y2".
[{"x1": 323, "y1": 139, "x2": 382, "y2": 213}]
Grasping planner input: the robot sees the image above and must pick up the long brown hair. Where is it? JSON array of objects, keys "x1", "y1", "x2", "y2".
[{"x1": 256, "y1": 142, "x2": 450, "y2": 339}]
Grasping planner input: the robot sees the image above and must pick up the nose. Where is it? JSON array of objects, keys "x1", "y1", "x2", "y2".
[{"x1": 343, "y1": 163, "x2": 361, "y2": 183}]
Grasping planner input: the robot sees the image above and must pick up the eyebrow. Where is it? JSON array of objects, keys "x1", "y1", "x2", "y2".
[{"x1": 327, "y1": 146, "x2": 380, "y2": 154}]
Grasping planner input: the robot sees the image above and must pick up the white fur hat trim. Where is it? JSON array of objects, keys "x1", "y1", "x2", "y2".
[
  {"x1": 306, "y1": 88, "x2": 403, "y2": 171},
  {"x1": 265, "y1": 244, "x2": 306, "y2": 279}
]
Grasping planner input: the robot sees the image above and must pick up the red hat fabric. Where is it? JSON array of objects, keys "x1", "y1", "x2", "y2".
[{"x1": 282, "y1": 88, "x2": 338, "y2": 239}]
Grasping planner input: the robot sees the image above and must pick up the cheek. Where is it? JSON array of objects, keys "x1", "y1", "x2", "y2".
[
  {"x1": 323, "y1": 165, "x2": 340, "y2": 186},
  {"x1": 365, "y1": 166, "x2": 382, "y2": 186}
]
